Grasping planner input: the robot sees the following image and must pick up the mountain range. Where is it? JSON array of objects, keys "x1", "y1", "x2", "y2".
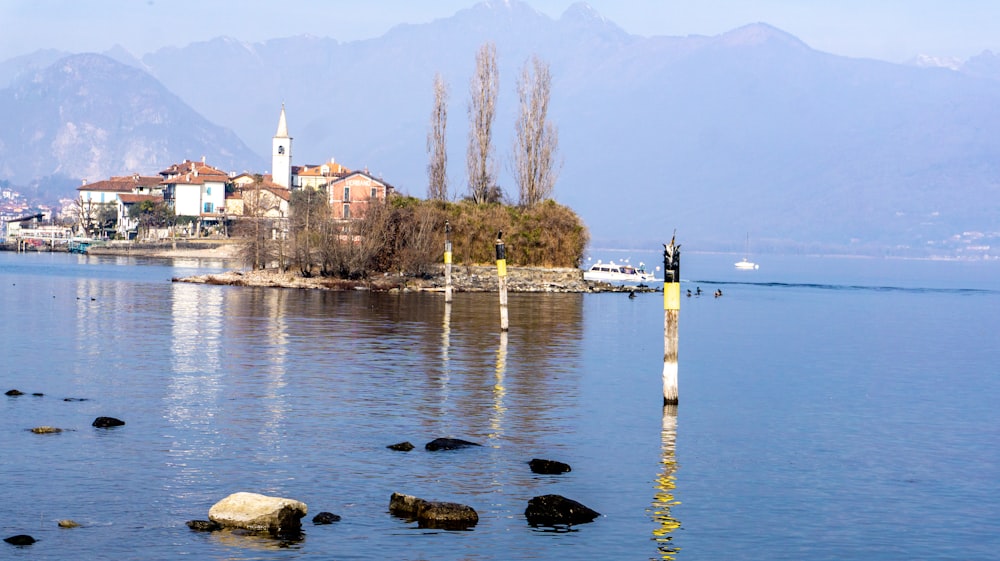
[{"x1": 2, "y1": 0, "x2": 999, "y2": 257}]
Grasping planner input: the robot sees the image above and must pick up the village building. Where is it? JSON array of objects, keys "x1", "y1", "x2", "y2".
[
  {"x1": 327, "y1": 171, "x2": 392, "y2": 220},
  {"x1": 159, "y1": 158, "x2": 228, "y2": 218},
  {"x1": 228, "y1": 173, "x2": 291, "y2": 219},
  {"x1": 76, "y1": 174, "x2": 161, "y2": 236},
  {"x1": 116, "y1": 193, "x2": 164, "y2": 238},
  {"x1": 293, "y1": 159, "x2": 351, "y2": 190}
]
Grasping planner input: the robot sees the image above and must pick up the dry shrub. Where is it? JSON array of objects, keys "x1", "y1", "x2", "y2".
[{"x1": 284, "y1": 195, "x2": 587, "y2": 277}]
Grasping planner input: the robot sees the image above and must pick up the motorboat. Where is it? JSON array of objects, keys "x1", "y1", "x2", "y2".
[{"x1": 583, "y1": 261, "x2": 658, "y2": 284}]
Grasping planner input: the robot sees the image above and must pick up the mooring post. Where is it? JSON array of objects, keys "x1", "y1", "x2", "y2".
[
  {"x1": 663, "y1": 234, "x2": 681, "y2": 405},
  {"x1": 444, "y1": 220, "x2": 453, "y2": 303},
  {"x1": 495, "y1": 230, "x2": 509, "y2": 332}
]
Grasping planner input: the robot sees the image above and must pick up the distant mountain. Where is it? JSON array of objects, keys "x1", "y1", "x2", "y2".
[
  {"x1": 0, "y1": 48, "x2": 68, "y2": 87},
  {"x1": 0, "y1": 53, "x2": 262, "y2": 188},
  {"x1": 3, "y1": 1, "x2": 1000, "y2": 257}
]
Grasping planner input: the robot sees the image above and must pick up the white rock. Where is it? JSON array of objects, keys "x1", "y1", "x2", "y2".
[{"x1": 208, "y1": 492, "x2": 307, "y2": 535}]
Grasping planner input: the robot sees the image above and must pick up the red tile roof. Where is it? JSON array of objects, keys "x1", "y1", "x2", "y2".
[
  {"x1": 118, "y1": 194, "x2": 163, "y2": 204},
  {"x1": 78, "y1": 175, "x2": 162, "y2": 192}
]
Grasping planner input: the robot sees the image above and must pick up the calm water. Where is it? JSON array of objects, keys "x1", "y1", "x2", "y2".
[{"x1": 1, "y1": 251, "x2": 998, "y2": 560}]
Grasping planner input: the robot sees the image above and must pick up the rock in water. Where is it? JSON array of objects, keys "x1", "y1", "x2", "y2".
[
  {"x1": 208, "y1": 492, "x2": 307, "y2": 536},
  {"x1": 389, "y1": 493, "x2": 478, "y2": 529},
  {"x1": 424, "y1": 437, "x2": 482, "y2": 451},
  {"x1": 312, "y1": 512, "x2": 341, "y2": 524},
  {"x1": 185, "y1": 520, "x2": 221, "y2": 532},
  {"x1": 30, "y1": 426, "x2": 63, "y2": 434},
  {"x1": 387, "y1": 441, "x2": 414, "y2": 451},
  {"x1": 528, "y1": 458, "x2": 572, "y2": 474},
  {"x1": 5, "y1": 389, "x2": 24, "y2": 396},
  {"x1": 525, "y1": 494, "x2": 600, "y2": 526},
  {"x1": 92, "y1": 416, "x2": 125, "y2": 428},
  {"x1": 4, "y1": 534, "x2": 35, "y2": 545},
  {"x1": 57, "y1": 520, "x2": 80, "y2": 528}
]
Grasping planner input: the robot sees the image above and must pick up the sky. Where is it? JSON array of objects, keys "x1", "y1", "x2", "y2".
[{"x1": 2, "y1": 0, "x2": 1000, "y2": 64}]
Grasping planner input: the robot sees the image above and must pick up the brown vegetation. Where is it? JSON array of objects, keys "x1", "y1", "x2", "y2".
[{"x1": 276, "y1": 195, "x2": 587, "y2": 278}]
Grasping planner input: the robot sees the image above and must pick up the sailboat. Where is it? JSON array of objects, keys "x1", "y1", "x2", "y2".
[{"x1": 735, "y1": 233, "x2": 759, "y2": 270}]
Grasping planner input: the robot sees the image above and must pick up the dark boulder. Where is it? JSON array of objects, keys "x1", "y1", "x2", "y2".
[
  {"x1": 312, "y1": 512, "x2": 341, "y2": 524},
  {"x1": 92, "y1": 416, "x2": 125, "y2": 428},
  {"x1": 528, "y1": 458, "x2": 572, "y2": 474},
  {"x1": 186, "y1": 520, "x2": 221, "y2": 532},
  {"x1": 5, "y1": 389, "x2": 24, "y2": 396},
  {"x1": 425, "y1": 438, "x2": 482, "y2": 451},
  {"x1": 387, "y1": 441, "x2": 414, "y2": 451},
  {"x1": 525, "y1": 494, "x2": 600, "y2": 527},
  {"x1": 389, "y1": 492, "x2": 478, "y2": 530},
  {"x1": 4, "y1": 534, "x2": 35, "y2": 545},
  {"x1": 32, "y1": 393, "x2": 44, "y2": 397}
]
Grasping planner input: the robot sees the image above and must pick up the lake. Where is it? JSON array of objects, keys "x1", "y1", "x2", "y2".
[{"x1": 1, "y1": 251, "x2": 998, "y2": 560}]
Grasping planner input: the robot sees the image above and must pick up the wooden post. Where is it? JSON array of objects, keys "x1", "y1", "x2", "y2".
[
  {"x1": 663, "y1": 235, "x2": 681, "y2": 405},
  {"x1": 444, "y1": 220, "x2": 453, "y2": 303},
  {"x1": 495, "y1": 231, "x2": 509, "y2": 332}
]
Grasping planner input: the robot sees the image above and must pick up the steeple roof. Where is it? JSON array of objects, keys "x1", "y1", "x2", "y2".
[{"x1": 275, "y1": 104, "x2": 289, "y2": 138}]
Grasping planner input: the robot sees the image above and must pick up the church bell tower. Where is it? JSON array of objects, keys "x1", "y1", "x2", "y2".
[{"x1": 272, "y1": 104, "x2": 292, "y2": 188}]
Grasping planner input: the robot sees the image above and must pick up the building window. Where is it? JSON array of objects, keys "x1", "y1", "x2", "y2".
[
  {"x1": 204, "y1": 202, "x2": 214, "y2": 213},
  {"x1": 344, "y1": 186, "x2": 350, "y2": 202},
  {"x1": 278, "y1": 145, "x2": 285, "y2": 155},
  {"x1": 343, "y1": 204, "x2": 350, "y2": 219},
  {"x1": 370, "y1": 186, "x2": 377, "y2": 199},
  {"x1": 206, "y1": 186, "x2": 212, "y2": 196}
]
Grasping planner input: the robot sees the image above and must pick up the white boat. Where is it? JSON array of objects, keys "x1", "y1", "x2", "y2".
[
  {"x1": 735, "y1": 233, "x2": 759, "y2": 270},
  {"x1": 583, "y1": 261, "x2": 659, "y2": 284}
]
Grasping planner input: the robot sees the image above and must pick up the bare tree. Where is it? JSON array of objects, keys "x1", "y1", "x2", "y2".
[
  {"x1": 513, "y1": 55, "x2": 560, "y2": 208},
  {"x1": 427, "y1": 72, "x2": 449, "y2": 202},
  {"x1": 290, "y1": 188, "x2": 329, "y2": 276},
  {"x1": 466, "y1": 42, "x2": 500, "y2": 204},
  {"x1": 238, "y1": 174, "x2": 274, "y2": 270}
]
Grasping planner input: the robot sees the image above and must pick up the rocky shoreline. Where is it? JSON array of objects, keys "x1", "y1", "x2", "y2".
[{"x1": 175, "y1": 264, "x2": 659, "y2": 294}]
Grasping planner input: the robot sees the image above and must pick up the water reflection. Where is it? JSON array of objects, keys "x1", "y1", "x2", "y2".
[
  {"x1": 489, "y1": 331, "x2": 508, "y2": 442},
  {"x1": 253, "y1": 288, "x2": 290, "y2": 461},
  {"x1": 164, "y1": 282, "x2": 225, "y2": 490},
  {"x1": 650, "y1": 404, "x2": 682, "y2": 559}
]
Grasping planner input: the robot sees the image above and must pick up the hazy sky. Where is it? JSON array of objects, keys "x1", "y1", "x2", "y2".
[{"x1": 2, "y1": 0, "x2": 999, "y2": 63}]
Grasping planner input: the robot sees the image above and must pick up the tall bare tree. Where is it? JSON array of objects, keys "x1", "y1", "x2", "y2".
[
  {"x1": 466, "y1": 42, "x2": 500, "y2": 204},
  {"x1": 427, "y1": 72, "x2": 449, "y2": 202},
  {"x1": 513, "y1": 55, "x2": 560, "y2": 208}
]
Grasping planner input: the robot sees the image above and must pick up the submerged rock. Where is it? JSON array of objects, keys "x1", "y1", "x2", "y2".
[
  {"x1": 185, "y1": 520, "x2": 221, "y2": 532},
  {"x1": 30, "y1": 426, "x2": 63, "y2": 434},
  {"x1": 208, "y1": 492, "x2": 307, "y2": 536},
  {"x1": 5, "y1": 389, "x2": 24, "y2": 396},
  {"x1": 57, "y1": 520, "x2": 80, "y2": 528},
  {"x1": 92, "y1": 416, "x2": 125, "y2": 428},
  {"x1": 389, "y1": 492, "x2": 478, "y2": 529},
  {"x1": 312, "y1": 512, "x2": 341, "y2": 524},
  {"x1": 424, "y1": 437, "x2": 482, "y2": 451},
  {"x1": 525, "y1": 494, "x2": 600, "y2": 527},
  {"x1": 3, "y1": 534, "x2": 35, "y2": 545},
  {"x1": 387, "y1": 441, "x2": 414, "y2": 451},
  {"x1": 528, "y1": 458, "x2": 572, "y2": 474}
]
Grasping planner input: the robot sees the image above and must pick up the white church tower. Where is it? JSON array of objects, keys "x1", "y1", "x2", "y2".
[{"x1": 272, "y1": 104, "x2": 292, "y2": 188}]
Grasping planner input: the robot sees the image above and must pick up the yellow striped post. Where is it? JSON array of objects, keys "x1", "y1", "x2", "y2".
[
  {"x1": 663, "y1": 236, "x2": 681, "y2": 405},
  {"x1": 444, "y1": 221, "x2": 453, "y2": 303},
  {"x1": 495, "y1": 231, "x2": 509, "y2": 332}
]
